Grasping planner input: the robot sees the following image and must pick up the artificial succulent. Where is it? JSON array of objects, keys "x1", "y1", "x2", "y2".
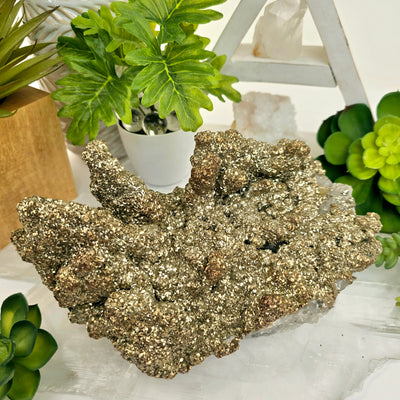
[
  {"x1": 316, "y1": 91, "x2": 400, "y2": 233},
  {"x1": 0, "y1": 0, "x2": 61, "y2": 117},
  {"x1": 376, "y1": 233, "x2": 400, "y2": 270},
  {"x1": 0, "y1": 293, "x2": 57, "y2": 400},
  {"x1": 375, "y1": 232, "x2": 400, "y2": 305}
]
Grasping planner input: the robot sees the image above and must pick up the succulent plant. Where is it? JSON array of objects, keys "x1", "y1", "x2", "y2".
[
  {"x1": 0, "y1": 0, "x2": 61, "y2": 118},
  {"x1": 316, "y1": 91, "x2": 400, "y2": 233},
  {"x1": 376, "y1": 233, "x2": 400, "y2": 269},
  {"x1": 374, "y1": 233, "x2": 400, "y2": 306},
  {"x1": 0, "y1": 293, "x2": 57, "y2": 400}
]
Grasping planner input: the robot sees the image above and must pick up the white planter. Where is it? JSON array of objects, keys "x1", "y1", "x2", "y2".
[{"x1": 117, "y1": 124, "x2": 195, "y2": 187}]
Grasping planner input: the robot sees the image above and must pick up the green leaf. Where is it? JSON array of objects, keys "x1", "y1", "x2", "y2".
[
  {"x1": 338, "y1": 103, "x2": 374, "y2": 141},
  {"x1": 128, "y1": 35, "x2": 217, "y2": 131},
  {"x1": 363, "y1": 147, "x2": 386, "y2": 169},
  {"x1": 0, "y1": 108, "x2": 16, "y2": 118},
  {"x1": 383, "y1": 252, "x2": 398, "y2": 269},
  {"x1": 1, "y1": 294, "x2": 28, "y2": 338},
  {"x1": 347, "y1": 139, "x2": 377, "y2": 180},
  {"x1": 379, "y1": 164, "x2": 400, "y2": 180},
  {"x1": 380, "y1": 202, "x2": 400, "y2": 233},
  {"x1": 377, "y1": 91, "x2": 400, "y2": 119},
  {"x1": 383, "y1": 192, "x2": 400, "y2": 206},
  {"x1": 335, "y1": 175, "x2": 374, "y2": 205},
  {"x1": 315, "y1": 155, "x2": 347, "y2": 182},
  {"x1": 72, "y1": 5, "x2": 142, "y2": 54},
  {"x1": 10, "y1": 322, "x2": 37, "y2": 358},
  {"x1": 0, "y1": 60, "x2": 60, "y2": 101},
  {"x1": 355, "y1": 185, "x2": 383, "y2": 216},
  {"x1": 0, "y1": 0, "x2": 23, "y2": 39},
  {"x1": 348, "y1": 154, "x2": 377, "y2": 180},
  {"x1": 205, "y1": 55, "x2": 241, "y2": 103},
  {"x1": 0, "y1": 362, "x2": 14, "y2": 388},
  {"x1": 374, "y1": 115, "x2": 400, "y2": 135},
  {"x1": 115, "y1": 8, "x2": 160, "y2": 55},
  {"x1": 53, "y1": 31, "x2": 135, "y2": 144},
  {"x1": 378, "y1": 176, "x2": 400, "y2": 195},
  {"x1": 0, "y1": 380, "x2": 12, "y2": 400},
  {"x1": 0, "y1": 8, "x2": 56, "y2": 68},
  {"x1": 375, "y1": 252, "x2": 385, "y2": 267},
  {"x1": 361, "y1": 131, "x2": 377, "y2": 150},
  {"x1": 317, "y1": 115, "x2": 335, "y2": 148},
  {"x1": 7, "y1": 364, "x2": 40, "y2": 400},
  {"x1": 112, "y1": 0, "x2": 226, "y2": 44},
  {"x1": 0, "y1": 337, "x2": 14, "y2": 367},
  {"x1": 26, "y1": 306, "x2": 41, "y2": 330},
  {"x1": 330, "y1": 111, "x2": 341, "y2": 133},
  {"x1": 9, "y1": 43, "x2": 53, "y2": 62},
  {"x1": 0, "y1": 49, "x2": 60, "y2": 87},
  {"x1": 14, "y1": 329, "x2": 57, "y2": 371},
  {"x1": 323, "y1": 131, "x2": 352, "y2": 165}
]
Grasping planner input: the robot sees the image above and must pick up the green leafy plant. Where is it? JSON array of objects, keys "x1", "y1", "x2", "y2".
[
  {"x1": 0, "y1": 0, "x2": 61, "y2": 117},
  {"x1": 51, "y1": 0, "x2": 241, "y2": 145},
  {"x1": 0, "y1": 293, "x2": 57, "y2": 400},
  {"x1": 316, "y1": 91, "x2": 400, "y2": 233}
]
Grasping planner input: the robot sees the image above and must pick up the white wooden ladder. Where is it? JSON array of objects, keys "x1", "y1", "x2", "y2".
[{"x1": 213, "y1": 0, "x2": 368, "y2": 106}]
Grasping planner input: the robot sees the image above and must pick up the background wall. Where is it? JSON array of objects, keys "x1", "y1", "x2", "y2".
[{"x1": 197, "y1": 0, "x2": 400, "y2": 134}]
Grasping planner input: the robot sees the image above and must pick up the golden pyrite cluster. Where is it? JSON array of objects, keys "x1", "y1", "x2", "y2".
[{"x1": 12, "y1": 130, "x2": 382, "y2": 378}]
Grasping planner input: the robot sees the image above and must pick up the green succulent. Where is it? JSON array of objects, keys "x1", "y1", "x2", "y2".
[
  {"x1": 374, "y1": 233, "x2": 400, "y2": 305},
  {"x1": 316, "y1": 91, "x2": 400, "y2": 233},
  {"x1": 348, "y1": 116, "x2": 400, "y2": 206},
  {"x1": 376, "y1": 233, "x2": 400, "y2": 269},
  {"x1": 0, "y1": 293, "x2": 57, "y2": 400},
  {"x1": 0, "y1": 0, "x2": 61, "y2": 118}
]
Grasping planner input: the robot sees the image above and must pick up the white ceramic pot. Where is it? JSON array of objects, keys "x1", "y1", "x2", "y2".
[{"x1": 117, "y1": 124, "x2": 196, "y2": 187}]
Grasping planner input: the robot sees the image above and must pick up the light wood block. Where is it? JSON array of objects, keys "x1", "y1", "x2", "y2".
[{"x1": 0, "y1": 86, "x2": 77, "y2": 249}]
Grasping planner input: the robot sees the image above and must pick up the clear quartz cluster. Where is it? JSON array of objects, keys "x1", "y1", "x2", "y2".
[
  {"x1": 12, "y1": 129, "x2": 382, "y2": 378},
  {"x1": 252, "y1": 0, "x2": 308, "y2": 60}
]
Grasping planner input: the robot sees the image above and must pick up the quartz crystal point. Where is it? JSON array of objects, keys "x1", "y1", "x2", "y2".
[
  {"x1": 12, "y1": 130, "x2": 382, "y2": 379},
  {"x1": 253, "y1": 0, "x2": 307, "y2": 60}
]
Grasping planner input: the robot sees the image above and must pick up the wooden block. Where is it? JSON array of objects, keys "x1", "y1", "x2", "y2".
[{"x1": 0, "y1": 86, "x2": 77, "y2": 249}]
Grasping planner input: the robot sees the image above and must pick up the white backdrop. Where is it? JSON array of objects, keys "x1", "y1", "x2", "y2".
[{"x1": 197, "y1": 0, "x2": 400, "y2": 134}]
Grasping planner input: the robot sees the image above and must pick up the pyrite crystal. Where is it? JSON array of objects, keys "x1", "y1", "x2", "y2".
[{"x1": 12, "y1": 130, "x2": 382, "y2": 378}]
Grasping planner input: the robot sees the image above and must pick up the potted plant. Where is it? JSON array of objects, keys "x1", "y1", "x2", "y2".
[
  {"x1": 51, "y1": 0, "x2": 241, "y2": 186},
  {"x1": 0, "y1": 0, "x2": 76, "y2": 249}
]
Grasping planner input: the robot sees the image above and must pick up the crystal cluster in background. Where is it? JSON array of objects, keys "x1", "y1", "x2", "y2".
[
  {"x1": 232, "y1": 91, "x2": 299, "y2": 143},
  {"x1": 121, "y1": 102, "x2": 180, "y2": 136}
]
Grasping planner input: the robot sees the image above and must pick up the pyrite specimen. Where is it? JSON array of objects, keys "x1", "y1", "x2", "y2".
[{"x1": 12, "y1": 129, "x2": 382, "y2": 378}]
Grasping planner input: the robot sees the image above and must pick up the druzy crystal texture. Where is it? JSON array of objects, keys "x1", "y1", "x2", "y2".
[{"x1": 12, "y1": 129, "x2": 382, "y2": 378}]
